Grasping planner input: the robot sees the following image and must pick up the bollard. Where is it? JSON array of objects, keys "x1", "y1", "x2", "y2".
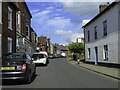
[{"x1": 77, "y1": 59, "x2": 80, "y2": 64}]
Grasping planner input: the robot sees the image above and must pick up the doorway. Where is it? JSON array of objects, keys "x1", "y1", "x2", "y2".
[{"x1": 94, "y1": 47, "x2": 98, "y2": 65}]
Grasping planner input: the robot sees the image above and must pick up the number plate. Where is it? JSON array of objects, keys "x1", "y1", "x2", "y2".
[{"x1": 1, "y1": 67, "x2": 15, "y2": 70}]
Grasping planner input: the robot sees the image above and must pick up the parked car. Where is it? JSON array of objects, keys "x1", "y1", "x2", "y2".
[
  {"x1": 61, "y1": 53, "x2": 66, "y2": 58},
  {"x1": 32, "y1": 52, "x2": 49, "y2": 66},
  {"x1": 48, "y1": 54, "x2": 54, "y2": 59},
  {"x1": 39, "y1": 51, "x2": 48, "y2": 57},
  {"x1": 1, "y1": 52, "x2": 36, "y2": 84}
]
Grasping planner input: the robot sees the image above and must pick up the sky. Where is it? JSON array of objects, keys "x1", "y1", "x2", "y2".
[{"x1": 26, "y1": 0, "x2": 115, "y2": 45}]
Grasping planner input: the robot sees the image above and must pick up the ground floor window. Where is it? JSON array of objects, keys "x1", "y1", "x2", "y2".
[
  {"x1": 88, "y1": 48, "x2": 91, "y2": 59},
  {"x1": 103, "y1": 45, "x2": 108, "y2": 60},
  {"x1": 8, "y1": 37, "x2": 12, "y2": 53}
]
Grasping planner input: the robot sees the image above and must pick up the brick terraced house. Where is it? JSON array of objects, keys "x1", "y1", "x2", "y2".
[{"x1": 1, "y1": 1, "x2": 37, "y2": 57}]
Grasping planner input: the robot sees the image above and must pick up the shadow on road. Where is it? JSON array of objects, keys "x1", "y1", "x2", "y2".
[
  {"x1": 35, "y1": 64, "x2": 49, "y2": 67},
  {"x1": 2, "y1": 74, "x2": 37, "y2": 86}
]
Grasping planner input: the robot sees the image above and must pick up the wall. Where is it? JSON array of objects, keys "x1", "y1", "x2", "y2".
[
  {"x1": 2, "y1": 2, "x2": 16, "y2": 56},
  {"x1": 84, "y1": 3, "x2": 119, "y2": 64},
  {"x1": 0, "y1": 1, "x2": 2, "y2": 59}
]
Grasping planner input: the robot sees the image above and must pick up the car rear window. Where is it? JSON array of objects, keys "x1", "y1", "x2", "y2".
[
  {"x1": 32, "y1": 54, "x2": 45, "y2": 59},
  {"x1": 6, "y1": 53, "x2": 25, "y2": 59}
]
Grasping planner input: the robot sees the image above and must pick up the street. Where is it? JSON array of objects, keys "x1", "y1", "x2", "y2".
[{"x1": 2, "y1": 58, "x2": 119, "y2": 88}]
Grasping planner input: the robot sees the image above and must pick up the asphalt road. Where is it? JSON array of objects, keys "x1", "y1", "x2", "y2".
[{"x1": 2, "y1": 58, "x2": 119, "y2": 88}]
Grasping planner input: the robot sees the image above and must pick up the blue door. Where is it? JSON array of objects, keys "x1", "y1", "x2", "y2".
[{"x1": 94, "y1": 47, "x2": 98, "y2": 65}]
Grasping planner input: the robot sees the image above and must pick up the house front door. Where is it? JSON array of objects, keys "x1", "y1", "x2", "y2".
[{"x1": 94, "y1": 47, "x2": 98, "y2": 65}]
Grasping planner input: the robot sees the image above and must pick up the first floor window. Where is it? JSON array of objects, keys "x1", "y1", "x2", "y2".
[
  {"x1": 8, "y1": 7, "x2": 12, "y2": 30},
  {"x1": 8, "y1": 37, "x2": 12, "y2": 53},
  {"x1": 26, "y1": 25, "x2": 29, "y2": 37},
  {"x1": 103, "y1": 45, "x2": 108, "y2": 60},
  {"x1": 88, "y1": 48, "x2": 91, "y2": 59},
  {"x1": 16, "y1": 11, "x2": 21, "y2": 32}
]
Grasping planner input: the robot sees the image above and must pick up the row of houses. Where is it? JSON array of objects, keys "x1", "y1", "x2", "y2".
[
  {"x1": 83, "y1": 2, "x2": 120, "y2": 66},
  {"x1": 0, "y1": 1, "x2": 38, "y2": 59},
  {"x1": 37, "y1": 36, "x2": 69, "y2": 56}
]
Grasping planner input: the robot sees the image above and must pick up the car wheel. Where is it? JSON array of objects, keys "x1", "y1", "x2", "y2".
[{"x1": 25, "y1": 71, "x2": 31, "y2": 84}]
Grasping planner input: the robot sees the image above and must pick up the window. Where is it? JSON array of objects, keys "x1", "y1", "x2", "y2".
[
  {"x1": 8, "y1": 37, "x2": 12, "y2": 53},
  {"x1": 87, "y1": 31, "x2": 90, "y2": 42},
  {"x1": 16, "y1": 11, "x2": 21, "y2": 33},
  {"x1": 94, "y1": 26, "x2": 97, "y2": 39},
  {"x1": 103, "y1": 20, "x2": 107, "y2": 36},
  {"x1": 8, "y1": 7, "x2": 12, "y2": 30},
  {"x1": 88, "y1": 48, "x2": 91, "y2": 59},
  {"x1": 26, "y1": 25, "x2": 29, "y2": 37},
  {"x1": 0, "y1": 0, "x2": 1, "y2": 19},
  {"x1": 103, "y1": 45, "x2": 108, "y2": 60}
]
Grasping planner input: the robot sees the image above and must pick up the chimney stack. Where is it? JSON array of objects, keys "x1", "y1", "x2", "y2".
[{"x1": 99, "y1": 2, "x2": 110, "y2": 13}]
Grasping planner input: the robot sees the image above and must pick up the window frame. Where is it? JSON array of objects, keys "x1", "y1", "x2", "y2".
[
  {"x1": 103, "y1": 20, "x2": 107, "y2": 36},
  {"x1": 8, "y1": 37, "x2": 12, "y2": 53},
  {"x1": 16, "y1": 11, "x2": 21, "y2": 33},
  {"x1": 87, "y1": 30, "x2": 90, "y2": 42},
  {"x1": 94, "y1": 26, "x2": 97, "y2": 40},
  {"x1": 88, "y1": 48, "x2": 91, "y2": 59},
  {"x1": 8, "y1": 7, "x2": 12, "y2": 30},
  {"x1": 103, "y1": 45, "x2": 109, "y2": 60},
  {"x1": 26, "y1": 25, "x2": 29, "y2": 38}
]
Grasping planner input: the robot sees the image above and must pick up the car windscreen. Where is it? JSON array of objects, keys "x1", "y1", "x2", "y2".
[
  {"x1": 5, "y1": 53, "x2": 25, "y2": 59},
  {"x1": 32, "y1": 54, "x2": 45, "y2": 59}
]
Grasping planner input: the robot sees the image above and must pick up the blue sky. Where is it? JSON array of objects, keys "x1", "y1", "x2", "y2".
[{"x1": 26, "y1": 0, "x2": 114, "y2": 45}]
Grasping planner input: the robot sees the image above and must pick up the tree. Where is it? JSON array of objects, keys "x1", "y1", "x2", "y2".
[{"x1": 68, "y1": 42, "x2": 84, "y2": 54}]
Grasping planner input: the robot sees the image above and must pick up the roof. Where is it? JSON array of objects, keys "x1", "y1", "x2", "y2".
[
  {"x1": 83, "y1": 2, "x2": 118, "y2": 28},
  {"x1": 24, "y1": 2, "x2": 32, "y2": 18}
]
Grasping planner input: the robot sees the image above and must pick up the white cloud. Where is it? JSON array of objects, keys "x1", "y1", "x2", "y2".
[
  {"x1": 33, "y1": 10, "x2": 51, "y2": 17},
  {"x1": 82, "y1": 20, "x2": 90, "y2": 26},
  {"x1": 25, "y1": 0, "x2": 115, "y2": 2},
  {"x1": 47, "y1": 17, "x2": 72, "y2": 29},
  {"x1": 30, "y1": 9, "x2": 40, "y2": 14},
  {"x1": 62, "y1": 1, "x2": 115, "y2": 18},
  {"x1": 55, "y1": 30, "x2": 84, "y2": 43}
]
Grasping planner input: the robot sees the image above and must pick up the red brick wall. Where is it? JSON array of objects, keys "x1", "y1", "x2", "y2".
[{"x1": 2, "y1": 2, "x2": 16, "y2": 56}]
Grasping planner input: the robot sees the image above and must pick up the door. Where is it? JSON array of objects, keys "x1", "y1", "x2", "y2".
[{"x1": 94, "y1": 47, "x2": 98, "y2": 65}]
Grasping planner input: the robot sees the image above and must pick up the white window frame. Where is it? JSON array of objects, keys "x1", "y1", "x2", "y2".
[
  {"x1": 16, "y1": 37, "x2": 19, "y2": 47},
  {"x1": 8, "y1": 37, "x2": 12, "y2": 53},
  {"x1": 88, "y1": 48, "x2": 91, "y2": 59},
  {"x1": 0, "y1": 0, "x2": 2, "y2": 24},
  {"x1": 16, "y1": 11, "x2": 21, "y2": 33},
  {"x1": 8, "y1": 7, "x2": 12, "y2": 30},
  {"x1": 103, "y1": 45, "x2": 109, "y2": 60}
]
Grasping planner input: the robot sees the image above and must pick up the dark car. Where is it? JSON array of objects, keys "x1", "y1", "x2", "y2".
[{"x1": 1, "y1": 52, "x2": 36, "y2": 84}]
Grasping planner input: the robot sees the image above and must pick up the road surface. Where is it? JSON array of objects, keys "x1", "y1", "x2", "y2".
[{"x1": 2, "y1": 58, "x2": 119, "y2": 88}]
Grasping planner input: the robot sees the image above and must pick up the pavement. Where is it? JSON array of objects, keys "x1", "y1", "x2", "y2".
[{"x1": 67, "y1": 58, "x2": 120, "y2": 80}]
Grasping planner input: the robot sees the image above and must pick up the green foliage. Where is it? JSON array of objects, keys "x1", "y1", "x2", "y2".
[{"x1": 68, "y1": 42, "x2": 84, "y2": 54}]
